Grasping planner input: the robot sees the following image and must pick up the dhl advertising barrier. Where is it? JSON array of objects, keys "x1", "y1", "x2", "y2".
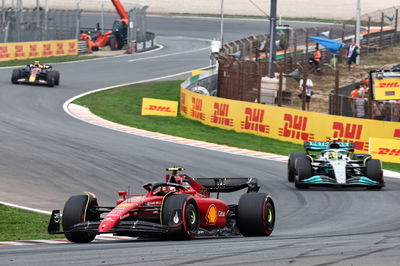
[
  {"x1": 141, "y1": 98, "x2": 178, "y2": 117},
  {"x1": 0, "y1": 39, "x2": 78, "y2": 61},
  {"x1": 180, "y1": 87, "x2": 400, "y2": 162},
  {"x1": 369, "y1": 138, "x2": 400, "y2": 163}
]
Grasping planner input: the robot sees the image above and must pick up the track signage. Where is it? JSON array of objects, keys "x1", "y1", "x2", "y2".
[{"x1": 141, "y1": 98, "x2": 178, "y2": 117}]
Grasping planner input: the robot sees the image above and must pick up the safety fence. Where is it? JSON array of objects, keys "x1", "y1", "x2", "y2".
[
  {"x1": 0, "y1": 9, "x2": 80, "y2": 43},
  {"x1": 127, "y1": 6, "x2": 156, "y2": 53},
  {"x1": 0, "y1": 39, "x2": 78, "y2": 61}
]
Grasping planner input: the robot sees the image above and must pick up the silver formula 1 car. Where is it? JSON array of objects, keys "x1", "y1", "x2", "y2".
[{"x1": 288, "y1": 139, "x2": 384, "y2": 189}]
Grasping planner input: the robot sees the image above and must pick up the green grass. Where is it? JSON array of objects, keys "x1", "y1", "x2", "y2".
[
  {"x1": 73, "y1": 80, "x2": 400, "y2": 172},
  {"x1": 0, "y1": 205, "x2": 58, "y2": 241},
  {"x1": 0, "y1": 55, "x2": 99, "y2": 67}
]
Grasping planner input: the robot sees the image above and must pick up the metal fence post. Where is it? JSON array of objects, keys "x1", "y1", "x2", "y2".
[{"x1": 380, "y1": 12, "x2": 384, "y2": 49}]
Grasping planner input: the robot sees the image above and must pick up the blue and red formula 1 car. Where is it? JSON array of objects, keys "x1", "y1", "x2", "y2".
[
  {"x1": 11, "y1": 61, "x2": 60, "y2": 87},
  {"x1": 48, "y1": 168, "x2": 275, "y2": 243},
  {"x1": 288, "y1": 139, "x2": 384, "y2": 189}
]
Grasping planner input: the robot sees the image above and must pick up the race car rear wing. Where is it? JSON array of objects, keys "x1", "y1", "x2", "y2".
[
  {"x1": 190, "y1": 177, "x2": 260, "y2": 194},
  {"x1": 304, "y1": 141, "x2": 355, "y2": 152}
]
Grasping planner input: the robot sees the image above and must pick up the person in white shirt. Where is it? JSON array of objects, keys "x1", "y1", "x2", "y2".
[{"x1": 298, "y1": 78, "x2": 313, "y2": 111}]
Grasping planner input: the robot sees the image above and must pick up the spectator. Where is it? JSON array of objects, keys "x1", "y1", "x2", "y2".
[
  {"x1": 347, "y1": 42, "x2": 359, "y2": 71},
  {"x1": 349, "y1": 85, "x2": 360, "y2": 117},
  {"x1": 355, "y1": 93, "x2": 367, "y2": 118},
  {"x1": 372, "y1": 101, "x2": 384, "y2": 120},
  {"x1": 309, "y1": 45, "x2": 321, "y2": 73},
  {"x1": 298, "y1": 78, "x2": 313, "y2": 111}
]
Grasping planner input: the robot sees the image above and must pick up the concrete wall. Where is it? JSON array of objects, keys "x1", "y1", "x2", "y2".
[{"x1": 3, "y1": 0, "x2": 400, "y2": 20}]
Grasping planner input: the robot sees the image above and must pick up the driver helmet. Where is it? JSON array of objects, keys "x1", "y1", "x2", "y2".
[{"x1": 34, "y1": 61, "x2": 40, "y2": 67}]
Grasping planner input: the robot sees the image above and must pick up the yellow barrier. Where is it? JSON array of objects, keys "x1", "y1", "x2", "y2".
[
  {"x1": 0, "y1": 39, "x2": 78, "y2": 61},
  {"x1": 373, "y1": 77, "x2": 400, "y2": 101},
  {"x1": 369, "y1": 137, "x2": 400, "y2": 163},
  {"x1": 181, "y1": 88, "x2": 400, "y2": 158},
  {"x1": 141, "y1": 98, "x2": 178, "y2": 117}
]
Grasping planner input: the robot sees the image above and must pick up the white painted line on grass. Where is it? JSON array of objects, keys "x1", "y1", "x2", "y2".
[{"x1": 0, "y1": 201, "x2": 51, "y2": 215}]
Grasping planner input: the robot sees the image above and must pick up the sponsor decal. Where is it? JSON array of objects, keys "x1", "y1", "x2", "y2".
[
  {"x1": 369, "y1": 137, "x2": 400, "y2": 163},
  {"x1": 15, "y1": 45, "x2": 25, "y2": 58},
  {"x1": 190, "y1": 97, "x2": 206, "y2": 121},
  {"x1": 180, "y1": 91, "x2": 187, "y2": 115},
  {"x1": 119, "y1": 203, "x2": 131, "y2": 207},
  {"x1": 120, "y1": 213, "x2": 129, "y2": 220},
  {"x1": 240, "y1": 107, "x2": 270, "y2": 134},
  {"x1": 218, "y1": 211, "x2": 225, "y2": 217},
  {"x1": 394, "y1": 129, "x2": 400, "y2": 138},
  {"x1": 206, "y1": 204, "x2": 217, "y2": 224},
  {"x1": 211, "y1": 103, "x2": 233, "y2": 126},
  {"x1": 173, "y1": 211, "x2": 180, "y2": 224},
  {"x1": 0, "y1": 45, "x2": 10, "y2": 58},
  {"x1": 279, "y1": 114, "x2": 314, "y2": 140},
  {"x1": 68, "y1": 41, "x2": 77, "y2": 54},
  {"x1": 141, "y1": 98, "x2": 178, "y2": 117},
  {"x1": 330, "y1": 122, "x2": 367, "y2": 151},
  {"x1": 373, "y1": 77, "x2": 400, "y2": 100},
  {"x1": 42, "y1": 43, "x2": 53, "y2": 56},
  {"x1": 56, "y1": 43, "x2": 65, "y2": 55},
  {"x1": 29, "y1": 44, "x2": 39, "y2": 57}
]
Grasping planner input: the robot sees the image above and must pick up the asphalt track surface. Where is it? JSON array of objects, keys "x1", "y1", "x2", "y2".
[{"x1": 1, "y1": 16, "x2": 400, "y2": 266}]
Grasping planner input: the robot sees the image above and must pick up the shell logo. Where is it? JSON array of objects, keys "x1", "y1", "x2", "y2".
[{"x1": 206, "y1": 204, "x2": 217, "y2": 224}]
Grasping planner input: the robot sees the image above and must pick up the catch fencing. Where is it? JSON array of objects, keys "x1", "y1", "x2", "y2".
[
  {"x1": 0, "y1": 9, "x2": 80, "y2": 43},
  {"x1": 127, "y1": 6, "x2": 156, "y2": 53}
]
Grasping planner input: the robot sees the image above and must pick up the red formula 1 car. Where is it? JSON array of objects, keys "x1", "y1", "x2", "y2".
[{"x1": 48, "y1": 168, "x2": 275, "y2": 243}]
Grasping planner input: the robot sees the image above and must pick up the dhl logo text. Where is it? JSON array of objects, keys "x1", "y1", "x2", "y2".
[
  {"x1": 29, "y1": 44, "x2": 39, "y2": 57},
  {"x1": 240, "y1": 107, "x2": 269, "y2": 134},
  {"x1": 377, "y1": 148, "x2": 400, "y2": 156},
  {"x1": 15, "y1": 45, "x2": 25, "y2": 57},
  {"x1": 331, "y1": 122, "x2": 367, "y2": 151},
  {"x1": 0, "y1": 46, "x2": 10, "y2": 58},
  {"x1": 211, "y1": 103, "x2": 233, "y2": 126},
  {"x1": 190, "y1": 97, "x2": 205, "y2": 121},
  {"x1": 68, "y1": 42, "x2": 76, "y2": 53},
  {"x1": 43, "y1": 43, "x2": 53, "y2": 56},
  {"x1": 180, "y1": 92, "x2": 187, "y2": 114},
  {"x1": 279, "y1": 114, "x2": 314, "y2": 141},
  {"x1": 145, "y1": 105, "x2": 174, "y2": 112},
  {"x1": 376, "y1": 82, "x2": 400, "y2": 88},
  {"x1": 56, "y1": 43, "x2": 65, "y2": 55}
]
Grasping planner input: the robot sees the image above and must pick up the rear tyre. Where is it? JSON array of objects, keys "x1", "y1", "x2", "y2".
[
  {"x1": 161, "y1": 194, "x2": 199, "y2": 239},
  {"x1": 295, "y1": 157, "x2": 311, "y2": 189},
  {"x1": 237, "y1": 193, "x2": 275, "y2": 236},
  {"x1": 62, "y1": 194, "x2": 99, "y2": 243},
  {"x1": 288, "y1": 152, "x2": 307, "y2": 182},
  {"x1": 46, "y1": 71, "x2": 56, "y2": 87},
  {"x1": 54, "y1": 71, "x2": 60, "y2": 85},
  {"x1": 366, "y1": 159, "x2": 383, "y2": 189},
  {"x1": 11, "y1": 69, "x2": 21, "y2": 84}
]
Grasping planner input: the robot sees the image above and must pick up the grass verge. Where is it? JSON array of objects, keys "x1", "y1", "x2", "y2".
[
  {"x1": 73, "y1": 80, "x2": 400, "y2": 172},
  {"x1": 0, "y1": 205, "x2": 58, "y2": 241},
  {"x1": 0, "y1": 55, "x2": 100, "y2": 68}
]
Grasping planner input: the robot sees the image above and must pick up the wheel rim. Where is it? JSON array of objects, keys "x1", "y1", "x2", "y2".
[
  {"x1": 263, "y1": 200, "x2": 275, "y2": 235},
  {"x1": 185, "y1": 203, "x2": 198, "y2": 234}
]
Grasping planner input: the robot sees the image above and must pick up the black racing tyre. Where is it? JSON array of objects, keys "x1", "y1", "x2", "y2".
[
  {"x1": 237, "y1": 193, "x2": 275, "y2": 237},
  {"x1": 295, "y1": 157, "x2": 311, "y2": 189},
  {"x1": 109, "y1": 35, "x2": 122, "y2": 50},
  {"x1": 91, "y1": 46, "x2": 99, "y2": 51},
  {"x1": 54, "y1": 71, "x2": 60, "y2": 85},
  {"x1": 11, "y1": 69, "x2": 21, "y2": 84},
  {"x1": 366, "y1": 159, "x2": 383, "y2": 189},
  {"x1": 161, "y1": 194, "x2": 199, "y2": 239},
  {"x1": 62, "y1": 194, "x2": 100, "y2": 243},
  {"x1": 46, "y1": 71, "x2": 56, "y2": 87},
  {"x1": 288, "y1": 152, "x2": 307, "y2": 182}
]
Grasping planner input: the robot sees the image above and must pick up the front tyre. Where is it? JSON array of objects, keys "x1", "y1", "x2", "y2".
[
  {"x1": 11, "y1": 69, "x2": 21, "y2": 84},
  {"x1": 237, "y1": 193, "x2": 275, "y2": 236},
  {"x1": 288, "y1": 152, "x2": 307, "y2": 182},
  {"x1": 161, "y1": 194, "x2": 199, "y2": 239},
  {"x1": 295, "y1": 157, "x2": 311, "y2": 189},
  {"x1": 366, "y1": 159, "x2": 383, "y2": 189},
  {"x1": 62, "y1": 193, "x2": 100, "y2": 243}
]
